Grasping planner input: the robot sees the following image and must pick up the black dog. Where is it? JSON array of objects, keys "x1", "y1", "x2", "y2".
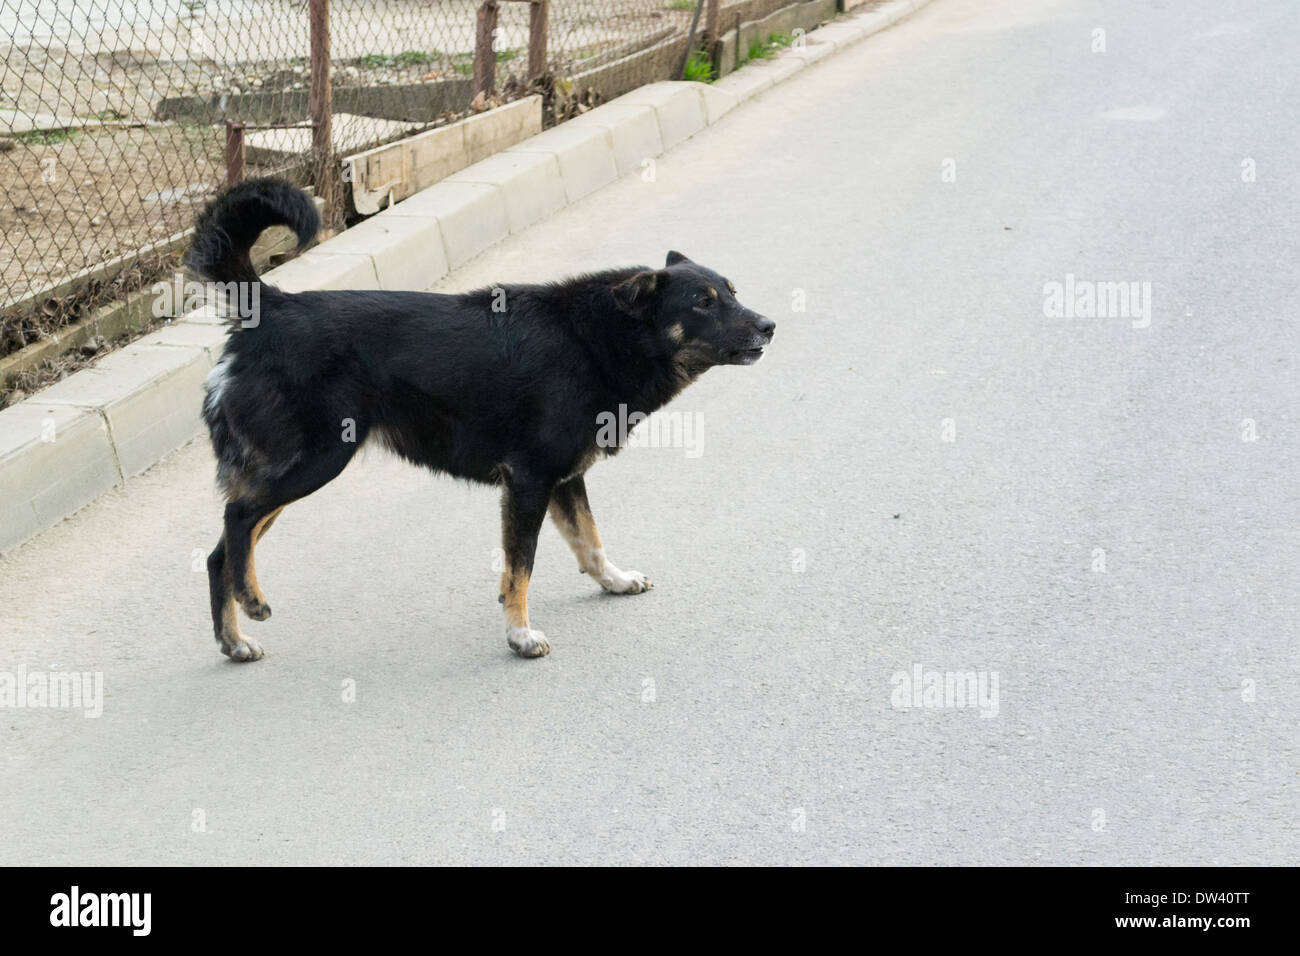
[{"x1": 190, "y1": 178, "x2": 774, "y2": 661}]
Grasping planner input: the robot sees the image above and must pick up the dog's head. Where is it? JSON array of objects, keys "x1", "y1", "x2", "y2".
[{"x1": 612, "y1": 251, "x2": 775, "y2": 367}]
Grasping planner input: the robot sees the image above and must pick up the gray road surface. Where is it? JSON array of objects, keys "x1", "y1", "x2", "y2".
[{"x1": 1, "y1": 0, "x2": 1297, "y2": 865}]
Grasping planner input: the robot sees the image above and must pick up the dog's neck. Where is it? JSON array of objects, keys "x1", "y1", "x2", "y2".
[
  {"x1": 569, "y1": 283, "x2": 705, "y2": 418},
  {"x1": 625, "y1": 353, "x2": 702, "y2": 418}
]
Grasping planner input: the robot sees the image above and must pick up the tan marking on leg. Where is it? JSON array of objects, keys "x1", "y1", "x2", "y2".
[
  {"x1": 238, "y1": 513, "x2": 274, "y2": 621},
  {"x1": 549, "y1": 499, "x2": 605, "y2": 575},
  {"x1": 549, "y1": 497, "x2": 652, "y2": 594},
  {"x1": 238, "y1": 502, "x2": 289, "y2": 620},
  {"x1": 218, "y1": 579, "x2": 264, "y2": 661},
  {"x1": 254, "y1": 505, "x2": 284, "y2": 543},
  {"x1": 500, "y1": 566, "x2": 530, "y2": 629},
  {"x1": 501, "y1": 565, "x2": 548, "y2": 658}
]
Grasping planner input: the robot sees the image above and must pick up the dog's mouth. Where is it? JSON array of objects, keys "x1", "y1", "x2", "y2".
[
  {"x1": 725, "y1": 337, "x2": 771, "y2": 365},
  {"x1": 686, "y1": 331, "x2": 773, "y2": 367}
]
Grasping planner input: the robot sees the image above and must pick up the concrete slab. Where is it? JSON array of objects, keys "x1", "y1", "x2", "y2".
[
  {"x1": 322, "y1": 214, "x2": 449, "y2": 291},
  {"x1": 811, "y1": 20, "x2": 872, "y2": 45},
  {"x1": 564, "y1": 104, "x2": 665, "y2": 177},
  {"x1": 785, "y1": 39, "x2": 838, "y2": 67},
  {"x1": 0, "y1": 108, "x2": 84, "y2": 135},
  {"x1": 615, "y1": 82, "x2": 708, "y2": 150},
  {"x1": 36, "y1": 344, "x2": 212, "y2": 478},
  {"x1": 447, "y1": 152, "x2": 566, "y2": 235},
  {"x1": 245, "y1": 113, "x2": 421, "y2": 164},
  {"x1": 739, "y1": 57, "x2": 806, "y2": 87},
  {"x1": 174, "y1": 302, "x2": 229, "y2": 326},
  {"x1": 508, "y1": 124, "x2": 618, "y2": 204},
  {"x1": 143, "y1": 321, "x2": 231, "y2": 356},
  {"x1": 713, "y1": 68, "x2": 778, "y2": 103},
  {"x1": 696, "y1": 83, "x2": 742, "y2": 125},
  {"x1": 344, "y1": 97, "x2": 542, "y2": 216},
  {"x1": 263, "y1": 251, "x2": 381, "y2": 294},
  {"x1": 385, "y1": 181, "x2": 508, "y2": 270},
  {"x1": 0, "y1": 402, "x2": 120, "y2": 553},
  {"x1": 462, "y1": 96, "x2": 544, "y2": 164}
]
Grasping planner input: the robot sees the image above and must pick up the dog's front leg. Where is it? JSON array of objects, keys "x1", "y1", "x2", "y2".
[
  {"x1": 500, "y1": 477, "x2": 552, "y2": 658},
  {"x1": 549, "y1": 476, "x2": 653, "y2": 595}
]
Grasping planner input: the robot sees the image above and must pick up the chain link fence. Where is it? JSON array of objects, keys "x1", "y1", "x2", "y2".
[{"x1": 0, "y1": 0, "x2": 800, "y2": 365}]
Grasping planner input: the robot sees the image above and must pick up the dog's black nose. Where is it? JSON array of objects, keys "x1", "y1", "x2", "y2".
[{"x1": 754, "y1": 316, "x2": 776, "y2": 338}]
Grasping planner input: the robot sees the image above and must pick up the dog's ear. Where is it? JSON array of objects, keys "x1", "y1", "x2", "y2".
[
  {"x1": 665, "y1": 250, "x2": 692, "y2": 266},
  {"x1": 612, "y1": 270, "x2": 664, "y2": 314}
]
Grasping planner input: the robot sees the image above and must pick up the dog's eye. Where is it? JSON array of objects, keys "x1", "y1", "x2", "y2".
[{"x1": 695, "y1": 294, "x2": 713, "y2": 309}]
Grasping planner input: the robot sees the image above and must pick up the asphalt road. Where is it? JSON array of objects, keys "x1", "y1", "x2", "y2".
[{"x1": 2, "y1": 0, "x2": 1297, "y2": 865}]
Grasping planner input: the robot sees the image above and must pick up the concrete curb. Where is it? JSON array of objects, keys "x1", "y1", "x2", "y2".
[{"x1": 0, "y1": 0, "x2": 934, "y2": 555}]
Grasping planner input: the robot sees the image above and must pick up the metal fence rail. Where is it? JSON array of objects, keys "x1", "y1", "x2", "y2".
[{"x1": 0, "y1": 0, "x2": 797, "y2": 355}]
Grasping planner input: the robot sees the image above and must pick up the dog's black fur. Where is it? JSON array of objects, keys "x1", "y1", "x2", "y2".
[{"x1": 192, "y1": 178, "x2": 774, "y2": 661}]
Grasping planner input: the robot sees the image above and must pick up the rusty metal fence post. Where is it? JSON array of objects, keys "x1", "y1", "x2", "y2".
[
  {"x1": 702, "y1": 0, "x2": 720, "y2": 62},
  {"x1": 475, "y1": 0, "x2": 549, "y2": 108},
  {"x1": 528, "y1": 0, "x2": 549, "y2": 82},
  {"x1": 309, "y1": 0, "x2": 340, "y2": 226},
  {"x1": 473, "y1": 1, "x2": 500, "y2": 109},
  {"x1": 224, "y1": 120, "x2": 245, "y2": 186}
]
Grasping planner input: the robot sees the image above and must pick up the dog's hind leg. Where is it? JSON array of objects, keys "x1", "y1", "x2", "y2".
[
  {"x1": 549, "y1": 476, "x2": 653, "y2": 595},
  {"x1": 233, "y1": 504, "x2": 284, "y2": 620},
  {"x1": 215, "y1": 439, "x2": 360, "y2": 660},
  {"x1": 256, "y1": 505, "x2": 285, "y2": 543},
  {"x1": 207, "y1": 532, "x2": 264, "y2": 662},
  {"x1": 501, "y1": 476, "x2": 553, "y2": 658},
  {"x1": 223, "y1": 499, "x2": 280, "y2": 624}
]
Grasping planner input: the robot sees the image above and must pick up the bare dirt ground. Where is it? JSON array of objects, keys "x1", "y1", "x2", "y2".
[{"x1": 0, "y1": 124, "x2": 223, "y2": 303}]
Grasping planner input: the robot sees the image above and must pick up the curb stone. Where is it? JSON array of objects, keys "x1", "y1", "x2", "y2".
[
  {"x1": 34, "y1": 344, "x2": 214, "y2": 479},
  {"x1": 562, "y1": 104, "x2": 664, "y2": 178},
  {"x1": 264, "y1": 249, "x2": 381, "y2": 293},
  {"x1": 0, "y1": 403, "x2": 120, "y2": 549},
  {"x1": 0, "y1": 0, "x2": 936, "y2": 555},
  {"x1": 610, "y1": 82, "x2": 709, "y2": 151},
  {"x1": 506, "y1": 124, "x2": 619, "y2": 204},
  {"x1": 446, "y1": 150, "x2": 568, "y2": 235},
  {"x1": 316, "y1": 213, "x2": 449, "y2": 292},
  {"x1": 384, "y1": 181, "x2": 507, "y2": 271}
]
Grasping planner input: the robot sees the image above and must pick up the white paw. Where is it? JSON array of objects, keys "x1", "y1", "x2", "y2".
[
  {"x1": 599, "y1": 566, "x2": 653, "y2": 595},
  {"x1": 221, "y1": 633, "x2": 265, "y2": 662},
  {"x1": 507, "y1": 626, "x2": 550, "y2": 658}
]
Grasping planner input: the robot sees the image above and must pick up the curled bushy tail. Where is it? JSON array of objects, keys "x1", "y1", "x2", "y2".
[{"x1": 187, "y1": 177, "x2": 319, "y2": 285}]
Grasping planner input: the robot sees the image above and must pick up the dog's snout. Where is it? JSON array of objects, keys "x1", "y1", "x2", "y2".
[{"x1": 753, "y1": 315, "x2": 775, "y2": 338}]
